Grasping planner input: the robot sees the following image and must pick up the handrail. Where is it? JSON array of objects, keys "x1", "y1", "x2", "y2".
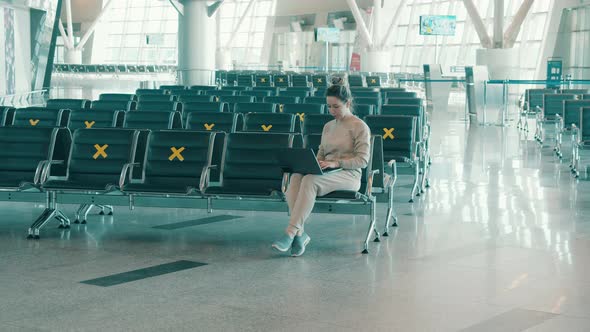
[
  {"x1": 0, "y1": 89, "x2": 48, "y2": 108},
  {"x1": 487, "y1": 79, "x2": 590, "y2": 85}
]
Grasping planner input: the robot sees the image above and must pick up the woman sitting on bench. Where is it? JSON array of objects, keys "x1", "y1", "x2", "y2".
[{"x1": 272, "y1": 79, "x2": 371, "y2": 256}]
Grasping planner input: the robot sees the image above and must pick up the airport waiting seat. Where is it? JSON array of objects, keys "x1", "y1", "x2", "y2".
[
  {"x1": 240, "y1": 90, "x2": 272, "y2": 99},
  {"x1": 122, "y1": 130, "x2": 216, "y2": 194},
  {"x1": 364, "y1": 115, "x2": 420, "y2": 202},
  {"x1": 263, "y1": 96, "x2": 300, "y2": 104},
  {"x1": 242, "y1": 113, "x2": 296, "y2": 133},
  {"x1": 183, "y1": 102, "x2": 228, "y2": 114},
  {"x1": 354, "y1": 105, "x2": 375, "y2": 118},
  {"x1": 311, "y1": 75, "x2": 328, "y2": 88},
  {"x1": 255, "y1": 75, "x2": 272, "y2": 87},
  {"x1": 178, "y1": 95, "x2": 215, "y2": 103},
  {"x1": 574, "y1": 108, "x2": 590, "y2": 178},
  {"x1": 233, "y1": 102, "x2": 276, "y2": 114},
  {"x1": 221, "y1": 86, "x2": 248, "y2": 92},
  {"x1": 252, "y1": 87, "x2": 279, "y2": 95},
  {"x1": 281, "y1": 103, "x2": 324, "y2": 133},
  {"x1": 303, "y1": 96, "x2": 326, "y2": 105},
  {"x1": 583, "y1": 94, "x2": 590, "y2": 100},
  {"x1": 386, "y1": 97, "x2": 423, "y2": 106},
  {"x1": 536, "y1": 94, "x2": 578, "y2": 146},
  {"x1": 136, "y1": 89, "x2": 168, "y2": 96},
  {"x1": 190, "y1": 85, "x2": 218, "y2": 93},
  {"x1": 160, "y1": 85, "x2": 187, "y2": 92},
  {"x1": 302, "y1": 114, "x2": 333, "y2": 135},
  {"x1": 557, "y1": 100, "x2": 590, "y2": 160},
  {"x1": 46, "y1": 99, "x2": 91, "y2": 110},
  {"x1": 205, "y1": 90, "x2": 237, "y2": 97},
  {"x1": 138, "y1": 95, "x2": 177, "y2": 102},
  {"x1": 219, "y1": 96, "x2": 256, "y2": 112},
  {"x1": 517, "y1": 88, "x2": 558, "y2": 132},
  {"x1": 352, "y1": 91, "x2": 381, "y2": 99},
  {"x1": 348, "y1": 75, "x2": 365, "y2": 87},
  {"x1": 124, "y1": 111, "x2": 182, "y2": 130},
  {"x1": 1, "y1": 107, "x2": 15, "y2": 126},
  {"x1": 203, "y1": 132, "x2": 295, "y2": 196},
  {"x1": 291, "y1": 75, "x2": 310, "y2": 87},
  {"x1": 561, "y1": 89, "x2": 588, "y2": 95},
  {"x1": 68, "y1": 110, "x2": 123, "y2": 130},
  {"x1": 186, "y1": 112, "x2": 242, "y2": 133},
  {"x1": 99, "y1": 93, "x2": 137, "y2": 102},
  {"x1": 136, "y1": 101, "x2": 181, "y2": 113},
  {"x1": 0, "y1": 127, "x2": 70, "y2": 188},
  {"x1": 385, "y1": 91, "x2": 417, "y2": 101},
  {"x1": 354, "y1": 97, "x2": 381, "y2": 114},
  {"x1": 278, "y1": 90, "x2": 310, "y2": 99},
  {"x1": 175, "y1": 90, "x2": 204, "y2": 98},
  {"x1": 366, "y1": 76, "x2": 382, "y2": 87},
  {"x1": 12, "y1": 108, "x2": 70, "y2": 127},
  {"x1": 237, "y1": 74, "x2": 254, "y2": 87},
  {"x1": 91, "y1": 100, "x2": 136, "y2": 112},
  {"x1": 225, "y1": 72, "x2": 238, "y2": 86},
  {"x1": 273, "y1": 74, "x2": 290, "y2": 88}
]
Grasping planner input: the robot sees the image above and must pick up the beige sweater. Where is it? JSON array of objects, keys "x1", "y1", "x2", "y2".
[{"x1": 317, "y1": 115, "x2": 371, "y2": 174}]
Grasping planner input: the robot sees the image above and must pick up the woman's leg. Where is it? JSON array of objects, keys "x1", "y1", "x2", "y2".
[
  {"x1": 286, "y1": 171, "x2": 360, "y2": 236},
  {"x1": 285, "y1": 173, "x2": 303, "y2": 214}
]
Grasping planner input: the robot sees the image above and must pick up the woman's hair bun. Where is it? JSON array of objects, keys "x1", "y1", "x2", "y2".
[{"x1": 330, "y1": 75, "x2": 345, "y2": 86}]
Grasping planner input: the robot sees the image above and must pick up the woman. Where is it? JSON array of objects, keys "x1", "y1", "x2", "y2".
[{"x1": 272, "y1": 81, "x2": 371, "y2": 256}]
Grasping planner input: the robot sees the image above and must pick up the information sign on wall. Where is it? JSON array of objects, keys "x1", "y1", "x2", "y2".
[{"x1": 419, "y1": 15, "x2": 457, "y2": 36}]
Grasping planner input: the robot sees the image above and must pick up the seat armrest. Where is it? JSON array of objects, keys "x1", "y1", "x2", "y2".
[
  {"x1": 34, "y1": 160, "x2": 49, "y2": 185},
  {"x1": 119, "y1": 163, "x2": 141, "y2": 189},
  {"x1": 364, "y1": 169, "x2": 379, "y2": 197},
  {"x1": 199, "y1": 164, "x2": 218, "y2": 193},
  {"x1": 41, "y1": 160, "x2": 65, "y2": 184},
  {"x1": 386, "y1": 159, "x2": 398, "y2": 189}
]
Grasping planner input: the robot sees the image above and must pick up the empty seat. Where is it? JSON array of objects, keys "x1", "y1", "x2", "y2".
[
  {"x1": 282, "y1": 103, "x2": 324, "y2": 132},
  {"x1": 136, "y1": 101, "x2": 180, "y2": 112},
  {"x1": 252, "y1": 87, "x2": 279, "y2": 95},
  {"x1": 560, "y1": 89, "x2": 588, "y2": 95},
  {"x1": 12, "y1": 108, "x2": 70, "y2": 127},
  {"x1": 0, "y1": 127, "x2": 71, "y2": 188},
  {"x1": 386, "y1": 97, "x2": 423, "y2": 106},
  {"x1": 186, "y1": 112, "x2": 241, "y2": 133},
  {"x1": 242, "y1": 113, "x2": 296, "y2": 133},
  {"x1": 302, "y1": 114, "x2": 333, "y2": 135},
  {"x1": 205, "y1": 90, "x2": 237, "y2": 97},
  {"x1": 352, "y1": 91, "x2": 381, "y2": 99},
  {"x1": 311, "y1": 75, "x2": 328, "y2": 87},
  {"x1": 255, "y1": 74, "x2": 272, "y2": 87},
  {"x1": 68, "y1": 110, "x2": 123, "y2": 130},
  {"x1": 99, "y1": 93, "x2": 137, "y2": 102},
  {"x1": 237, "y1": 74, "x2": 254, "y2": 87},
  {"x1": 354, "y1": 105, "x2": 375, "y2": 118},
  {"x1": 221, "y1": 86, "x2": 248, "y2": 92},
  {"x1": 365, "y1": 76, "x2": 382, "y2": 87},
  {"x1": 91, "y1": 100, "x2": 136, "y2": 112},
  {"x1": 178, "y1": 95, "x2": 215, "y2": 103},
  {"x1": 225, "y1": 72, "x2": 238, "y2": 86},
  {"x1": 303, "y1": 96, "x2": 326, "y2": 104},
  {"x1": 1, "y1": 107, "x2": 15, "y2": 126},
  {"x1": 124, "y1": 111, "x2": 182, "y2": 130},
  {"x1": 190, "y1": 85, "x2": 218, "y2": 92},
  {"x1": 279, "y1": 90, "x2": 310, "y2": 98},
  {"x1": 123, "y1": 130, "x2": 216, "y2": 194},
  {"x1": 263, "y1": 96, "x2": 300, "y2": 104},
  {"x1": 233, "y1": 103, "x2": 276, "y2": 114},
  {"x1": 292, "y1": 75, "x2": 310, "y2": 87},
  {"x1": 138, "y1": 95, "x2": 177, "y2": 102},
  {"x1": 42, "y1": 128, "x2": 139, "y2": 191},
  {"x1": 46, "y1": 99, "x2": 91, "y2": 110},
  {"x1": 219, "y1": 96, "x2": 256, "y2": 111},
  {"x1": 183, "y1": 102, "x2": 228, "y2": 114},
  {"x1": 240, "y1": 90, "x2": 272, "y2": 98},
  {"x1": 136, "y1": 89, "x2": 168, "y2": 96},
  {"x1": 563, "y1": 100, "x2": 590, "y2": 128},
  {"x1": 273, "y1": 74, "x2": 290, "y2": 87},
  {"x1": 160, "y1": 85, "x2": 187, "y2": 92},
  {"x1": 203, "y1": 132, "x2": 295, "y2": 196},
  {"x1": 385, "y1": 91, "x2": 417, "y2": 100},
  {"x1": 354, "y1": 97, "x2": 381, "y2": 113},
  {"x1": 348, "y1": 75, "x2": 365, "y2": 87}
]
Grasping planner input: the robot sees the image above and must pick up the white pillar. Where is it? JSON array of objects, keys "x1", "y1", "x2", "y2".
[
  {"x1": 493, "y1": 0, "x2": 504, "y2": 48},
  {"x1": 178, "y1": 0, "x2": 217, "y2": 85},
  {"x1": 503, "y1": 0, "x2": 535, "y2": 48},
  {"x1": 462, "y1": 0, "x2": 492, "y2": 48},
  {"x1": 64, "y1": 49, "x2": 82, "y2": 64}
]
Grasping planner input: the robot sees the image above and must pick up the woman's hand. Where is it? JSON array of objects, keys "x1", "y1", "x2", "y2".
[{"x1": 319, "y1": 160, "x2": 339, "y2": 169}]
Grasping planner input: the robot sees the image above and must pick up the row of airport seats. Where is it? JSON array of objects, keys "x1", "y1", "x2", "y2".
[
  {"x1": 215, "y1": 71, "x2": 388, "y2": 88},
  {"x1": 0, "y1": 115, "x2": 419, "y2": 253},
  {"x1": 519, "y1": 88, "x2": 590, "y2": 178}
]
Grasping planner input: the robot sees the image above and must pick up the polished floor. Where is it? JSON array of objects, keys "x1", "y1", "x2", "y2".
[{"x1": 1, "y1": 104, "x2": 590, "y2": 331}]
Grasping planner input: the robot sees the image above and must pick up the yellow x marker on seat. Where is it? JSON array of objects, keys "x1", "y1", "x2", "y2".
[
  {"x1": 279, "y1": 104, "x2": 284, "y2": 113},
  {"x1": 93, "y1": 144, "x2": 108, "y2": 159},
  {"x1": 278, "y1": 78, "x2": 284, "y2": 83},
  {"x1": 261, "y1": 124, "x2": 272, "y2": 132},
  {"x1": 169, "y1": 147, "x2": 185, "y2": 161},
  {"x1": 371, "y1": 79, "x2": 377, "y2": 84},
  {"x1": 84, "y1": 121, "x2": 96, "y2": 128},
  {"x1": 260, "y1": 78, "x2": 266, "y2": 83},
  {"x1": 29, "y1": 119, "x2": 40, "y2": 126},
  {"x1": 296, "y1": 113, "x2": 305, "y2": 121},
  {"x1": 204, "y1": 123, "x2": 215, "y2": 131},
  {"x1": 317, "y1": 78, "x2": 323, "y2": 83},
  {"x1": 383, "y1": 128, "x2": 395, "y2": 140}
]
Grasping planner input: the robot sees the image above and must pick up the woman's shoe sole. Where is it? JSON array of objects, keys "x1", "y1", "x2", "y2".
[{"x1": 291, "y1": 237, "x2": 311, "y2": 257}]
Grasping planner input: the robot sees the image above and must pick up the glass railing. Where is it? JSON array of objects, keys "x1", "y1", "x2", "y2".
[{"x1": 0, "y1": 90, "x2": 48, "y2": 108}]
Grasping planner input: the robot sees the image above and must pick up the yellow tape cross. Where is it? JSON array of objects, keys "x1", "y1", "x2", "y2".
[
  {"x1": 93, "y1": 144, "x2": 108, "y2": 159},
  {"x1": 84, "y1": 121, "x2": 96, "y2": 128},
  {"x1": 383, "y1": 128, "x2": 395, "y2": 140},
  {"x1": 279, "y1": 104, "x2": 284, "y2": 113},
  {"x1": 260, "y1": 78, "x2": 266, "y2": 83},
  {"x1": 261, "y1": 124, "x2": 273, "y2": 132},
  {"x1": 278, "y1": 78, "x2": 284, "y2": 83},
  {"x1": 296, "y1": 113, "x2": 305, "y2": 122},
  {"x1": 29, "y1": 119, "x2": 40, "y2": 126},
  {"x1": 370, "y1": 78, "x2": 377, "y2": 84},
  {"x1": 204, "y1": 123, "x2": 215, "y2": 131},
  {"x1": 317, "y1": 78, "x2": 323, "y2": 83},
  {"x1": 169, "y1": 147, "x2": 185, "y2": 161},
  {"x1": 215, "y1": 96, "x2": 220, "y2": 102}
]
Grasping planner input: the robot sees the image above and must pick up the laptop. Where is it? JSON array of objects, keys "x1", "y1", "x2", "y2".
[{"x1": 275, "y1": 148, "x2": 342, "y2": 175}]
